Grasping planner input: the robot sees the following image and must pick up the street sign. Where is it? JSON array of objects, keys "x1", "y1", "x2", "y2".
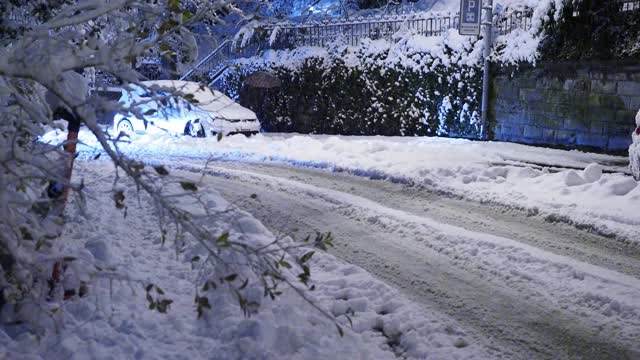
[{"x1": 459, "y1": 0, "x2": 481, "y2": 36}]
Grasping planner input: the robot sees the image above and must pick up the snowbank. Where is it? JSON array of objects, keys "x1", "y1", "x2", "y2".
[
  {"x1": 1, "y1": 160, "x2": 483, "y2": 359},
  {"x1": 41, "y1": 129, "x2": 639, "y2": 243}
]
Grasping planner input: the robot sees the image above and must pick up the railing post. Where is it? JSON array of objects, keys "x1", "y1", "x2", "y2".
[{"x1": 480, "y1": 0, "x2": 493, "y2": 140}]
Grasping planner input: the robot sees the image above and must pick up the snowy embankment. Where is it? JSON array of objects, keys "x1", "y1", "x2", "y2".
[
  {"x1": 42, "y1": 129, "x2": 639, "y2": 243},
  {"x1": 2, "y1": 160, "x2": 482, "y2": 359}
]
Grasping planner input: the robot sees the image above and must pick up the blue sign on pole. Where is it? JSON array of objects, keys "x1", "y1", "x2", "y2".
[{"x1": 459, "y1": 0, "x2": 482, "y2": 36}]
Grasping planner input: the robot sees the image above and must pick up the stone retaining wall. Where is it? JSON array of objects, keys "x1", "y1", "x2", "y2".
[{"x1": 491, "y1": 62, "x2": 640, "y2": 152}]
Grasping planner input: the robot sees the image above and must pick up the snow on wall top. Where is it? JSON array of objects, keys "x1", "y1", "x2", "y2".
[
  {"x1": 261, "y1": 0, "x2": 564, "y2": 66},
  {"x1": 236, "y1": 28, "x2": 484, "y2": 74}
]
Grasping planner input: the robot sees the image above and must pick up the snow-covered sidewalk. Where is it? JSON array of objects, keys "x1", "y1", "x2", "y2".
[
  {"x1": 2, "y1": 160, "x2": 483, "y2": 359},
  {"x1": 43, "y1": 129, "x2": 640, "y2": 243}
]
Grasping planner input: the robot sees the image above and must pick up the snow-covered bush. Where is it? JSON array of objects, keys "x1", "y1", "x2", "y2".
[
  {"x1": 222, "y1": 0, "x2": 572, "y2": 138},
  {"x1": 1, "y1": 0, "x2": 334, "y2": 336},
  {"x1": 539, "y1": 0, "x2": 640, "y2": 60},
  {"x1": 222, "y1": 29, "x2": 484, "y2": 137}
]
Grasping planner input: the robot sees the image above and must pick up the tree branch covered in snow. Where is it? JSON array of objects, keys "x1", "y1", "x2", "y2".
[{"x1": 0, "y1": 0, "x2": 337, "y2": 335}]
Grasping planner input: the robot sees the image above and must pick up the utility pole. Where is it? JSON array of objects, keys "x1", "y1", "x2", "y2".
[{"x1": 480, "y1": 0, "x2": 493, "y2": 140}]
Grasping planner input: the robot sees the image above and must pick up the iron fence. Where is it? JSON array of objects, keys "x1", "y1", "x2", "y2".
[
  {"x1": 495, "y1": 8, "x2": 534, "y2": 36},
  {"x1": 268, "y1": 13, "x2": 459, "y2": 48},
  {"x1": 180, "y1": 40, "x2": 264, "y2": 85},
  {"x1": 266, "y1": 8, "x2": 534, "y2": 49}
]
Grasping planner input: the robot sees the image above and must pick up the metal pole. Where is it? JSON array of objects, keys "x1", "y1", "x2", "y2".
[{"x1": 481, "y1": 0, "x2": 493, "y2": 140}]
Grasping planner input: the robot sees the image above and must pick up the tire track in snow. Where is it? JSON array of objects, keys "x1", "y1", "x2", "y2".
[{"x1": 168, "y1": 161, "x2": 640, "y2": 360}]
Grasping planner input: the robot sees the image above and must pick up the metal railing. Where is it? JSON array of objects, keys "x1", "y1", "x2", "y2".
[
  {"x1": 179, "y1": 39, "x2": 263, "y2": 86},
  {"x1": 495, "y1": 8, "x2": 534, "y2": 35},
  {"x1": 266, "y1": 8, "x2": 534, "y2": 49},
  {"x1": 180, "y1": 40, "x2": 233, "y2": 82},
  {"x1": 267, "y1": 13, "x2": 459, "y2": 48},
  {"x1": 182, "y1": 7, "x2": 537, "y2": 82}
]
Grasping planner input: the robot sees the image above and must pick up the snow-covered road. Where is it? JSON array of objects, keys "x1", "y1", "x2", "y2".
[
  {"x1": 37, "y1": 129, "x2": 640, "y2": 358},
  {"x1": 172, "y1": 160, "x2": 640, "y2": 359}
]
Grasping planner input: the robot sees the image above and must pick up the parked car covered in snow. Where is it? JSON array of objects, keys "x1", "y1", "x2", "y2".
[
  {"x1": 630, "y1": 109, "x2": 640, "y2": 180},
  {"x1": 112, "y1": 80, "x2": 260, "y2": 138}
]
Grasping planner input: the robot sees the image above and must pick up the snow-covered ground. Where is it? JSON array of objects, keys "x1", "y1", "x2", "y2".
[
  {"x1": 42, "y1": 129, "x2": 640, "y2": 243},
  {"x1": 7, "y1": 127, "x2": 638, "y2": 358},
  {"x1": 1, "y1": 160, "x2": 483, "y2": 359},
  {"x1": 178, "y1": 160, "x2": 640, "y2": 357}
]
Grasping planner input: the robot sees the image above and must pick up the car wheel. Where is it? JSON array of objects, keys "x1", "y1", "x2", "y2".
[
  {"x1": 185, "y1": 120, "x2": 205, "y2": 138},
  {"x1": 116, "y1": 119, "x2": 134, "y2": 135}
]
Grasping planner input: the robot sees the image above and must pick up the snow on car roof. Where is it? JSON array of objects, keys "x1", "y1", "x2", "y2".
[{"x1": 135, "y1": 80, "x2": 256, "y2": 121}]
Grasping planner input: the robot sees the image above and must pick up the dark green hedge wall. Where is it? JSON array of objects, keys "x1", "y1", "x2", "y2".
[
  {"x1": 222, "y1": 47, "x2": 483, "y2": 138},
  {"x1": 539, "y1": 0, "x2": 640, "y2": 61}
]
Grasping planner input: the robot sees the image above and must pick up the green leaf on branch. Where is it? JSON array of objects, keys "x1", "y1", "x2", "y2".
[
  {"x1": 113, "y1": 190, "x2": 125, "y2": 209},
  {"x1": 168, "y1": 0, "x2": 180, "y2": 12},
  {"x1": 180, "y1": 182, "x2": 197, "y2": 191},
  {"x1": 238, "y1": 279, "x2": 249, "y2": 290},
  {"x1": 183, "y1": 93, "x2": 198, "y2": 104},
  {"x1": 216, "y1": 232, "x2": 230, "y2": 247},
  {"x1": 145, "y1": 284, "x2": 172, "y2": 314},
  {"x1": 314, "y1": 232, "x2": 334, "y2": 250},
  {"x1": 154, "y1": 165, "x2": 169, "y2": 176},
  {"x1": 195, "y1": 295, "x2": 211, "y2": 318},
  {"x1": 299, "y1": 251, "x2": 315, "y2": 264},
  {"x1": 224, "y1": 274, "x2": 237, "y2": 282},
  {"x1": 19, "y1": 227, "x2": 33, "y2": 240},
  {"x1": 203, "y1": 281, "x2": 216, "y2": 292},
  {"x1": 156, "y1": 299, "x2": 173, "y2": 313}
]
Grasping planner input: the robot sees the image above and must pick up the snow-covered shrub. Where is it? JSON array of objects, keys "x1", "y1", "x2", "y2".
[
  {"x1": 222, "y1": 30, "x2": 483, "y2": 137},
  {"x1": 222, "y1": 0, "x2": 572, "y2": 138},
  {"x1": 538, "y1": 0, "x2": 640, "y2": 60}
]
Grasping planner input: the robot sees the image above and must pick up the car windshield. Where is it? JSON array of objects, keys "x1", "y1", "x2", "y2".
[{"x1": 189, "y1": 87, "x2": 236, "y2": 113}]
